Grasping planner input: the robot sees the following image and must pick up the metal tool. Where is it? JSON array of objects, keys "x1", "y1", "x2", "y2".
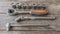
[
  {"x1": 11, "y1": 1, "x2": 47, "y2": 9},
  {"x1": 9, "y1": 2, "x2": 48, "y2": 16},
  {"x1": 8, "y1": 9, "x2": 48, "y2": 16},
  {"x1": 15, "y1": 16, "x2": 56, "y2": 22},
  {"x1": 6, "y1": 23, "x2": 10, "y2": 31},
  {"x1": 6, "y1": 23, "x2": 56, "y2": 31},
  {"x1": 8, "y1": 9, "x2": 22, "y2": 16}
]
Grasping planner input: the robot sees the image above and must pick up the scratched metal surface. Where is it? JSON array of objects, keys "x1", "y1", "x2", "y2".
[{"x1": 0, "y1": 0, "x2": 60, "y2": 34}]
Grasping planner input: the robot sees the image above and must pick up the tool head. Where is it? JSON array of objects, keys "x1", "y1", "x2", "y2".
[
  {"x1": 6, "y1": 23, "x2": 10, "y2": 31},
  {"x1": 8, "y1": 9, "x2": 14, "y2": 13}
]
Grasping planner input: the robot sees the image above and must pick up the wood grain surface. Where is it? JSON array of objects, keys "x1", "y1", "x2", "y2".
[{"x1": 0, "y1": 0, "x2": 60, "y2": 34}]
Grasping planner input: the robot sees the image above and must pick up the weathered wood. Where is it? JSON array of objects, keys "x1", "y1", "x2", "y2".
[{"x1": 0, "y1": 0, "x2": 60, "y2": 34}]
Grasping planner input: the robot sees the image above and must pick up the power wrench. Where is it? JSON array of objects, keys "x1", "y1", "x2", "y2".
[{"x1": 15, "y1": 16, "x2": 56, "y2": 22}]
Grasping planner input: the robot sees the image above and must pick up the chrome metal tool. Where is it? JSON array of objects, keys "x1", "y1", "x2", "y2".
[
  {"x1": 6, "y1": 23, "x2": 56, "y2": 31},
  {"x1": 15, "y1": 16, "x2": 56, "y2": 22}
]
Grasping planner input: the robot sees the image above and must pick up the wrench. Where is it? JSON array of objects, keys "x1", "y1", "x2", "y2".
[{"x1": 15, "y1": 16, "x2": 56, "y2": 22}]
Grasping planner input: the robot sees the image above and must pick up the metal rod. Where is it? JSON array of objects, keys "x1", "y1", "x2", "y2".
[
  {"x1": 15, "y1": 16, "x2": 56, "y2": 22},
  {"x1": 10, "y1": 24, "x2": 49, "y2": 27},
  {"x1": 11, "y1": 29, "x2": 55, "y2": 31}
]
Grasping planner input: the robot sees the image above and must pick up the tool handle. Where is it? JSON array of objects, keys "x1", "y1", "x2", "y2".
[
  {"x1": 15, "y1": 16, "x2": 56, "y2": 22},
  {"x1": 21, "y1": 16, "x2": 56, "y2": 20},
  {"x1": 10, "y1": 23, "x2": 49, "y2": 27}
]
